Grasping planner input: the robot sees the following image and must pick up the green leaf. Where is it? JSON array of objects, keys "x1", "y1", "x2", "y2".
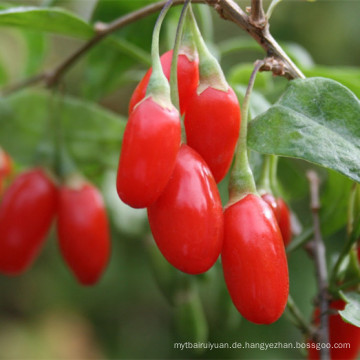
[
  {"x1": 82, "y1": 36, "x2": 150, "y2": 100},
  {"x1": 234, "y1": 85, "x2": 271, "y2": 118},
  {"x1": 0, "y1": 57, "x2": 7, "y2": 85},
  {"x1": 320, "y1": 170, "x2": 353, "y2": 237},
  {"x1": 0, "y1": 90, "x2": 126, "y2": 178},
  {"x1": 304, "y1": 66, "x2": 360, "y2": 99},
  {"x1": 339, "y1": 292, "x2": 360, "y2": 327},
  {"x1": 248, "y1": 77, "x2": 360, "y2": 183},
  {"x1": 0, "y1": 6, "x2": 94, "y2": 38},
  {"x1": 22, "y1": 30, "x2": 47, "y2": 76}
]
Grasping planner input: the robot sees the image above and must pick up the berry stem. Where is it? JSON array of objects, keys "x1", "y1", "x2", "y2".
[
  {"x1": 258, "y1": 155, "x2": 272, "y2": 194},
  {"x1": 258, "y1": 154, "x2": 281, "y2": 196},
  {"x1": 146, "y1": 0, "x2": 173, "y2": 105},
  {"x1": 187, "y1": 6, "x2": 228, "y2": 93},
  {"x1": 228, "y1": 60, "x2": 264, "y2": 203},
  {"x1": 170, "y1": 0, "x2": 191, "y2": 112},
  {"x1": 347, "y1": 183, "x2": 360, "y2": 236}
]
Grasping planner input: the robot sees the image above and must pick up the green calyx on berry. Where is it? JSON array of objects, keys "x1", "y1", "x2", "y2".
[
  {"x1": 170, "y1": 0, "x2": 192, "y2": 114},
  {"x1": 228, "y1": 61, "x2": 265, "y2": 205},
  {"x1": 145, "y1": 0, "x2": 176, "y2": 111},
  {"x1": 188, "y1": 6, "x2": 228, "y2": 95}
]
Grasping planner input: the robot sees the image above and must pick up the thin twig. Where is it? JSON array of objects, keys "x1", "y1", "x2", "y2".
[
  {"x1": 307, "y1": 170, "x2": 330, "y2": 360},
  {"x1": 250, "y1": 0, "x2": 265, "y2": 27},
  {"x1": 0, "y1": 0, "x2": 208, "y2": 96},
  {"x1": 205, "y1": 0, "x2": 305, "y2": 79},
  {"x1": 0, "y1": 0, "x2": 306, "y2": 97},
  {"x1": 286, "y1": 294, "x2": 315, "y2": 339}
]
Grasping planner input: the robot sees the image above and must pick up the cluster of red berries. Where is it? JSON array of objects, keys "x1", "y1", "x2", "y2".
[
  {"x1": 116, "y1": 14, "x2": 292, "y2": 323},
  {"x1": 0, "y1": 151, "x2": 110, "y2": 286}
]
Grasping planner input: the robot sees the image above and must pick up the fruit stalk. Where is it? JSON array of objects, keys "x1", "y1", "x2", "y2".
[{"x1": 229, "y1": 60, "x2": 264, "y2": 201}]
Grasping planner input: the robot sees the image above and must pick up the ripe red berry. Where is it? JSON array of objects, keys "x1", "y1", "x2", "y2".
[
  {"x1": 57, "y1": 178, "x2": 110, "y2": 286},
  {"x1": 261, "y1": 193, "x2": 292, "y2": 246},
  {"x1": 147, "y1": 144, "x2": 223, "y2": 275},
  {"x1": 0, "y1": 168, "x2": 57, "y2": 275},
  {"x1": 184, "y1": 86, "x2": 240, "y2": 183},
  {"x1": 261, "y1": 193, "x2": 280, "y2": 221},
  {"x1": 277, "y1": 198, "x2": 292, "y2": 246},
  {"x1": 128, "y1": 50, "x2": 199, "y2": 115},
  {"x1": 308, "y1": 300, "x2": 360, "y2": 360},
  {"x1": 117, "y1": 97, "x2": 181, "y2": 208},
  {"x1": 222, "y1": 194, "x2": 289, "y2": 324}
]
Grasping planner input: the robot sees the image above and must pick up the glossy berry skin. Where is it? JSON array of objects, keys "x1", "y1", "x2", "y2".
[
  {"x1": 261, "y1": 193, "x2": 280, "y2": 220},
  {"x1": 0, "y1": 169, "x2": 57, "y2": 275},
  {"x1": 308, "y1": 300, "x2": 360, "y2": 360},
  {"x1": 129, "y1": 50, "x2": 199, "y2": 115},
  {"x1": 222, "y1": 194, "x2": 289, "y2": 324},
  {"x1": 147, "y1": 145, "x2": 223, "y2": 275},
  {"x1": 277, "y1": 198, "x2": 292, "y2": 246},
  {"x1": 261, "y1": 194, "x2": 292, "y2": 246},
  {"x1": 184, "y1": 87, "x2": 240, "y2": 183},
  {"x1": 57, "y1": 180, "x2": 110, "y2": 286},
  {"x1": 117, "y1": 97, "x2": 181, "y2": 208}
]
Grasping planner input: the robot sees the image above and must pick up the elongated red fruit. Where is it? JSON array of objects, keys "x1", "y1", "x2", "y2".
[
  {"x1": 148, "y1": 144, "x2": 223, "y2": 275},
  {"x1": 184, "y1": 87, "x2": 240, "y2": 183},
  {"x1": 262, "y1": 194, "x2": 292, "y2": 246},
  {"x1": 277, "y1": 198, "x2": 292, "y2": 246},
  {"x1": 0, "y1": 168, "x2": 57, "y2": 275},
  {"x1": 128, "y1": 50, "x2": 199, "y2": 115},
  {"x1": 117, "y1": 97, "x2": 181, "y2": 208},
  {"x1": 308, "y1": 300, "x2": 360, "y2": 360},
  {"x1": 57, "y1": 178, "x2": 110, "y2": 285},
  {"x1": 222, "y1": 194, "x2": 289, "y2": 324}
]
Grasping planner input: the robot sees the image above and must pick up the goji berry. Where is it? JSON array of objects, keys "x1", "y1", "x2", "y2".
[
  {"x1": 148, "y1": 144, "x2": 223, "y2": 274},
  {"x1": 0, "y1": 168, "x2": 57, "y2": 275},
  {"x1": 308, "y1": 300, "x2": 360, "y2": 359},
  {"x1": 222, "y1": 194, "x2": 289, "y2": 324},
  {"x1": 128, "y1": 50, "x2": 199, "y2": 115},
  {"x1": 57, "y1": 177, "x2": 110, "y2": 285},
  {"x1": 117, "y1": 97, "x2": 181, "y2": 208}
]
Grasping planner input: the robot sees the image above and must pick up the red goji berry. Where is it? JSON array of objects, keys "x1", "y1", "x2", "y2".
[
  {"x1": 148, "y1": 144, "x2": 223, "y2": 274},
  {"x1": 222, "y1": 194, "x2": 289, "y2": 324},
  {"x1": 117, "y1": 97, "x2": 181, "y2": 208},
  {"x1": 57, "y1": 177, "x2": 110, "y2": 285},
  {"x1": 128, "y1": 50, "x2": 199, "y2": 115},
  {"x1": 262, "y1": 193, "x2": 292, "y2": 246},
  {"x1": 0, "y1": 168, "x2": 57, "y2": 275},
  {"x1": 184, "y1": 86, "x2": 240, "y2": 183},
  {"x1": 308, "y1": 300, "x2": 360, "y2": 360}
]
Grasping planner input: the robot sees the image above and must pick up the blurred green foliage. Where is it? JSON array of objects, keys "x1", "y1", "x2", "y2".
[{"x1": 0, "y1": 0, "x2": 360, "y2": 359}]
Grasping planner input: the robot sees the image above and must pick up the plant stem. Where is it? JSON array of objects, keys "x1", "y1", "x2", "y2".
[
  {"x1": 330, "y1": 219, "x2": 360, "y2": 289},
  {"x1": 187, "y1": 6, "x2": 228, "y2": 91},
  {"x1": 1, "y1": 0, "x2": 306, "y2": 96},
  {"x1": 229, "y1": 60, "x2": 263, "y2": 202},
  {"x1": 286, "y1": 294, "x2": 315, "y2": 338},
  {"x1": 286, "y1": 227, "x2": 313, "y2": 254},
  {"x1": 170, "y1": 0, "x2": 191, "y2": 111},
  {"x1": 266, "y1": 0, "x2": 284, "y2": 19},
  {"x1": 258, "y1": 154, "x2": 278, "y2": 194},
  {"x1": 307, "y1": 170, "x2": 330, "y2": 360},
  {"x1": 146, "y1": 0, "x2": 173, "y2": 99},
  {"x1": 250, "y1": 0, "x2": 265, "y2": 27},
  {"x1": 205, "y1": 0, "x2": 305, "y2": 79}
]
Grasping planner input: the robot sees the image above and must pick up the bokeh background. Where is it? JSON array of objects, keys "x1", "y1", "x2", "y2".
[{"x1": 0, "y1": 0, "x2": 359, "y2": 359}]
